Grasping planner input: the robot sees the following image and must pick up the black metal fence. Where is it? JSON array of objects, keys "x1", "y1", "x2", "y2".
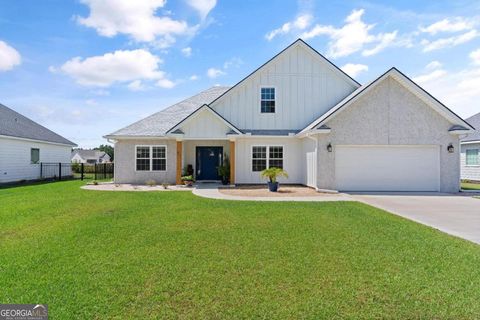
[
  {"x1": 40, "y1": 162, "x2": 114, "y2": 181},
  {"x1": 40, "y1": 163, "x2": 74, "y2": 180}
]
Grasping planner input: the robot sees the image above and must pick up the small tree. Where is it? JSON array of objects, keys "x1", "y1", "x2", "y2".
[{"x1": 260, "y1": 167, "x2": 288, "y2": 183}]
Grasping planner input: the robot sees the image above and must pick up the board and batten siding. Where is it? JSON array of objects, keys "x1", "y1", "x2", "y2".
[
  {"x1": 461, "y1": 143, "x2": 480, "y2": 181},
  {"x1": 210, "y1": 43, "x2": 357, "y2": 130},
  {"x1": 179, "y1": 108, "x2": 232, "y2": 139},
  {"x1": 302, "y1": 137, "x2": 317, "y2": 188},
  {"x1": 0, "y1": 136, "x2": 71, "y2": 183},
  {"x1": 235, "y1": 137, "x2": 302, "y2": 184}
]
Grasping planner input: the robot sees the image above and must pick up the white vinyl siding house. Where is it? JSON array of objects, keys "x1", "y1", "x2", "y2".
[
  {"x1": 460, "y1": 112, "x2": 480, "y2": 182},
  {"x1": 106, "y1": 39, "x2": 473, "y2": 192},
  {"x1": 0, "y1": 103, "x2": 76, "y2": 183}
]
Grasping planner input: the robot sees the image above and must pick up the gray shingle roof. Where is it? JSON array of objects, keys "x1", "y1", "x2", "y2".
[
  {"x1": 462, "y1": 112, "x2": 480, "y2": 142},
  {"x1": 0, "y1": 103, "x2": 76, "y2": 146},
  {"x1": 108, "y1": 86, "x2": 230, "y2": 137}
]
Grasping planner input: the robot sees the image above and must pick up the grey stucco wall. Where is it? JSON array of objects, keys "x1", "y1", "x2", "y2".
[
  {"x1": 315, "y1": 76, "x2": 460, "y2": 192},
  {"x1": 460, "y1": 143, "x2": 480, "y2": 181},
  {"x1": 114, "y1": 139, "x2": 177, "y2": 184}
]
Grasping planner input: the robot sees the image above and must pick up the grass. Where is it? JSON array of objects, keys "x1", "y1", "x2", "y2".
[
  {"x1": 461, "y1": 181, "x2": 480, "y2": 190},
  {"x1": 1, "y1": 181, "x2": 480, "y2": 319}
]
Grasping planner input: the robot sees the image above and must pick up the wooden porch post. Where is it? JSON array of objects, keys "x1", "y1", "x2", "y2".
[
  {"x1": 229, "y1": 140, "x2": 235, "y2": 185},
  {"x1": 176, "y1": 140, "x2": 182, "y2": 185}
]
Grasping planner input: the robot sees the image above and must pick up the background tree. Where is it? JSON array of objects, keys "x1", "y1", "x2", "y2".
[{"x1": 94, "y1": 144, "x2": 114, "y2": 161}]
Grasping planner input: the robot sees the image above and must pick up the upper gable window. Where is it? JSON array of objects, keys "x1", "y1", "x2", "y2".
[{"x1": 260, "y1": 87, "x2": 275, "y2": 113}]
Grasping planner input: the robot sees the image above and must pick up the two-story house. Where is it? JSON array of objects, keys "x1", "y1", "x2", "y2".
[{"x1": 105, "y1": 39, "x2": 474, "y2": 192}]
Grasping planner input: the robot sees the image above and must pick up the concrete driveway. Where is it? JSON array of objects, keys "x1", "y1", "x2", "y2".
[{"x1": 352, "y1": 193, "x2": 480, "y2": 244}]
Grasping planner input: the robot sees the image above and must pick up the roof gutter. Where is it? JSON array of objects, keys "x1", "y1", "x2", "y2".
[{"x1": 0, "y1": 134, "x2": 77, "y2": 147}]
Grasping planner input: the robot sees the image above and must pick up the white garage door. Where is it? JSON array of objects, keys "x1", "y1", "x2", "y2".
[{"x1": 335, "y1": 145, "x2": 440, "y2": 191}]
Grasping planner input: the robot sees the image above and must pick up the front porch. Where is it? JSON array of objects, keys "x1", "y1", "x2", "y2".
[{"x1": 175, "y1": 139, "x2": 236, "y2": 185}]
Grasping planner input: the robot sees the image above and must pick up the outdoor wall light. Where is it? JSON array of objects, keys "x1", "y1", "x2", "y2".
[
  {"x1": 327, "y1": 143, "x2": 333, "y2": 152},
  {"x1": 447, "y1": 144, "x2": 454, "y2": 153}
]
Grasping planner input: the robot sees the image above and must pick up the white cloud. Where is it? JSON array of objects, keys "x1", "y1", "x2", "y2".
[
  {"x1": 58, "y1": 49, "x2": 172, "y2": 87},
  {"x1": 265, "y1": 14, "x2": 313, "y2": 41},
  {"x1": 206, "y1": 67, "x2": 225, "y2": 78},
  {"x1": 0, "y1": 40, "x2": 21, "y2": 71},
  {"x1": 470, "y1": 48, "x2": 480, "y2": 65},
  {"x1": 76, "y1": 0, "x2": 190, "y2": 45},
  {"x1": 127, "y1": 80, "x2": 146, "y2": 91},
  {"x1": 181, "y1": 47, "x2": 192, "y2": 57},
  {"x1": 421, "y1": 29, "x2": 478, "y2": 52},
  {"x1": 341, "y1": 63, "x2": 368, "y2": 77},
  {"x1": 156, "y1": 78, "x2": 176, "y2": 89},
  {"x1": 362, "y1": 31, "x2": 397, "y2": 56},
  {"x1": 302, "y1": 9, "x2": 399, "y2": 58},
  {"x1": 425, "y1": 60, "x2": 442, "y2": 70},
  {"x1": 412, "y1": 69, "x2": 447, "y2": 84},
  {"x1": 185, "y1": 0, "x2": 217, "y2": 20},
  {"x1": 85, "y1": 99, "x2": 98, "y2": 106},
  {"x1": 189, "y1": 74, "x2": 199, "y2": 80},
  {"x1": 92, "y1": 89, "x2": 110, "y2": 96},
  {"x1": 412, "y1": 60, "x2": 480, "y2": 117},
  {"x1": 223, "y1": 57, "x2": 243, "y2": 69},
  {"x1": 420, "y1": 17, "x2": 474, "y2": 35}
]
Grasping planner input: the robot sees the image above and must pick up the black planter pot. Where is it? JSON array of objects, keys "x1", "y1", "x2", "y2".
[
  {"x1": 268, "y1": 181, "x2": 279, "y2": 192},
  {"x1": 221, "y1": 177, "x2": 229, "y2": 185}
]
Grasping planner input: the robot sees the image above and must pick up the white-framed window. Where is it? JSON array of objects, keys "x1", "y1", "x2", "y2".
[
  {"x1": 466, "y1": 149, "x2": 479, "y2": 166},
  {"x1": 136, "y1": 145, "x2": 167, "y2": 171},
  {"x1": 30, "y1": 148, "x2": 40, "y2": 164},
  {"x1": 252, "y1": 146, "x2": 283, "y2": 171},
  {"x1": 252, "y1": 146, "x2": 267, "y2": 171},
  {"x1": 260, "y1": 87, "x2": 275, "y2": 113}
]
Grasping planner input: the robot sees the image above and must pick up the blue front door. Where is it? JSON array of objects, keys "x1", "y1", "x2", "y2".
[{"x1": 196, "y1": 147, "x2": 223, "y2": 181}]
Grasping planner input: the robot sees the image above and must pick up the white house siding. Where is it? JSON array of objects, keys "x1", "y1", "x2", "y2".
[
  {"x1": 302, "y1": 137, "x2": 317, "y2": 188},
  {"x1": 179, "y1": 109, "x2": 232, "y2": 139},
  {"x1": 71, "y1": 153, "x2": 84, "y2": 163},
  {"x1": 461, "y1": 143, "x2": 480, "y2": 181},
  {"x1": 210, "y1": 43, "x2": 357, "y2": 131},
  {"x1": 114, "y1": 139, "x2": 177, "y2": 184},
  {"x1": 235, "y1": 137, "x2": 303, "y2": 184},
  {"x1": 315, "y1": 77, "x2": 460, "y2": 193},
  {"x1": 0, "y1": 136, "x2": 71, "y2": 183}
]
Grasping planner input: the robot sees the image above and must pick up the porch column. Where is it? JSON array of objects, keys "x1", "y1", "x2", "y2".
[
  {"x1": 176, "y1": 140, "x2": 182, "y2": 185},
  {"x1": 229, "y1": 140, "x2": 235, "y2": 185}
]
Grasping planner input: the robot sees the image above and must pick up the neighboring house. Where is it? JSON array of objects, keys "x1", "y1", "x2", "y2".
[
  {"x1": 460, "y1": 112, "x2": 480, "y2": 181},
  {"x1": 105, "y1": 39, "x2": 474, "y2": 192},
  {"x1": 0, "y1": 103, "x2": 76, "y2": 183},
  {"x1": 71, "y1": 149, "x2": 111, "y2": 164}
]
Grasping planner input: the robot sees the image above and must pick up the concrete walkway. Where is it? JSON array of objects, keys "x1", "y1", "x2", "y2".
[
  {"x1": 352, "y1": 193, "x2": 480, "y2": 244},
  {"x1": 192, "y1": 183, "x2": 353, "y2": 202}
]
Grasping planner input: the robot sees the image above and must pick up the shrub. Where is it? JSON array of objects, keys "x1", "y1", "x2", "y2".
[
  {"x1": 260, "y1": 167, "x2": 288, "y2": 183},
  {"x1": 146, "y1": 179, "x2": 156, "y2": 187}
]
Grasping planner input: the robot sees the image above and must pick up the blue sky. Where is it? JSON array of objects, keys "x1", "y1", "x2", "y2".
[{"x1": 1, "y1": 0, "x2": 479, "y2": 148}]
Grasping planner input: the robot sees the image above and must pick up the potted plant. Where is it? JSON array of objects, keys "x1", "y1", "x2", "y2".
[
  {"x1": 260, "y1": 167, "x2": 288, "y2": 192},
  {"x1": 181, "y1": 175, "x2": 195, "y2": 187},
  {"x1": 217, "y1": 154, "x2": 230, "y2": 185}
]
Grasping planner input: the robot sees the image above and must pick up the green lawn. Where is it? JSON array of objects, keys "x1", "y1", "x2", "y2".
[
  {"x1": 461, "y1": 181, "x2": 480, "y2": 190},
  {"x1": 1, "y1": 181, "x2": 480, "y2": 319}
]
